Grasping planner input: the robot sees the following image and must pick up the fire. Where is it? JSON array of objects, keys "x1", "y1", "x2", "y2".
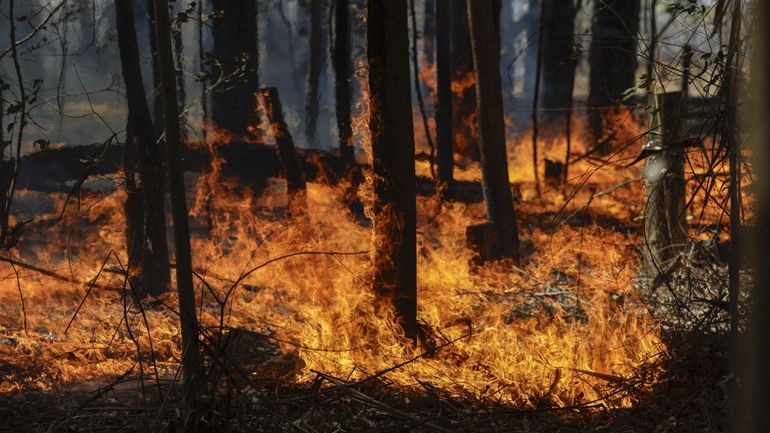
[{"x1": 0, "y1": 70, "x2": 665, "y2": 410}]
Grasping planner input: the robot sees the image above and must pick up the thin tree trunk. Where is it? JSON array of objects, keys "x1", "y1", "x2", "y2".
[
  {"x1": 423, "y1": 0, "x2": 435, "y2": 65},
  {"x1": 122, "y1": 119, "x2": 145, "y2": 281},
  {"x1": 435, "y1": 0, "x2": 453, "y2": 185},
  {"x1": 211, "y1": 0, "x2": 259, "y2": 136},
  {"x1": 0, "y1": 81, "x2": 7, "y2": 240},
  {"x1": 538, "y1": 0, "x2": 578, "y2": 128},
  {"x1": 724, "y1": 0, "x2": 743, "y2": 426},
  {"x1": 587, "y1": 0, "x2": 640, "y2": 153},
  {"x1": 531, "y1": 1, "x2": 545, "y2": 195},
  {"x1": 643, "y1": 91, "x2": 686, "y2": 275},
  {"x1": 261, "y1": 87, "x2": 307, "y2": 218},
  {"x1": 115, "y1": 0, "x2": 170, "y2": 297},
  {"x1": 451, "y1": 0, "x2": 478, "y2": 161},
  {"x1": 306, "y1": 0, "x2": 325, "y2": 147},
  {"x1": 333, "y1": 0, "x2": 354, "y2": 164},
  {"x1": 152, "y1": 0, "x2": 203, "y2": 428},
  {"x1": 467, "y1": 0, "x2": 520, "y2": 261},
  {"x1": 198, "y1": 0, "x2": 207, "y2": 135},
  {"x1": 146, "y1": 0, "x2": 163, "y2": 130},
  {"x1": 172, "y1": 5, "x2": 186, "y2": 132},
  {"x1": 367, "y1": 0, "x2": 418, "y2": 341},
  {"x1": 410, "y1": 0, "x2": 435, "y2": 178}
]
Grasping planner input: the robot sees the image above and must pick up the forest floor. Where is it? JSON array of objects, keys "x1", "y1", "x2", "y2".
[{"x1": 0, "y1": 328, "x2": 728, "y2": 432}]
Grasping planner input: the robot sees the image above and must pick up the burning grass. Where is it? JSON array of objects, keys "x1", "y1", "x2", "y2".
[{"x1": 0, "y1": 122, "x2": 666, "y2": 411}]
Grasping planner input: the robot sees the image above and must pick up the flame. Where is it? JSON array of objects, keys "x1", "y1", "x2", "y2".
[{"x1": 0, "y1": 70, "x2": 666, "y2": 409}]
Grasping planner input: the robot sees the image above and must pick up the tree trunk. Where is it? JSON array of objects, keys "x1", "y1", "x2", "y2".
[
  {"x1": 145, "y1": 0, "x2": 163, "y2": 131},
  {"x1": 367, "y1": 0, "x2": 418, "y2": 341},
  {"x1": 122, "y1": 119, "x2": 145, "y2": 283},
  {"x1": 422, "y1": 0, "x2": 435, "y2": 65},
  {"x1": 333, "y1": 0, "x2": 354, "y2": 164},
  {"x1": 587, "y1": 0, "x2": 640, "y2": 153},
  {"x1": 115, "y1": 0, "x2": 170, "y2": 298},
  {"x1": 0, "y1": 82, "x2": 8, "y2": 241},
  {"x1": 172, "y1": 6, "x2": 186, "y2": 132},
  {"x1": 451, "y1": 0, "x2": 479, "y2": 161},
  {"x1": 211, "y1": 0, "x2": 259, "y2": 136},
  {"x1": 643, "y1": 91, "x2": 686, "y2": 275},
  {"x1": 305, "y1": 0, "x2": 325, "y2": 147},
  {"x1": 261, "y1": 87, "x2": 307, "y2": 218},
  {"x1": 435, "y1": 0, "x2": 453, "y2": 185},
  {"x1": 152, "y1": 0, "x2": 204, "y2": 428},
  {"x1": 747, "y1": 1, "x2": 770, "y2": 431},
  {"x1": 467, "y1": 0, "x2": 520, "y2": 262},
  {"x1": 538, "y1": 0, "x2": 578, "y2": 130}
]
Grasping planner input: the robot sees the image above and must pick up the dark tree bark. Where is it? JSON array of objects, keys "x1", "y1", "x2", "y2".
[
  {"x1": 747, "y1": 2, "x2": 770, "y2": 431},
  {"x1": 211, "y1": 0, "x2": 259, "y2": 136},
  {"x1": 423, "y1": 0, "x2": 435, "y2": 65},
  {"x1": 467, "y1": 0, "x2": 520, "y2": 261},
  {"x1": 122, "y1": 120, "x2": 145, "y2": 278},
  {"x1": 306, "y1": 0, "x2": 325, "y2": 147},
  {"x1": 333, "y1": 0, "x2": 354, "y2": 164},
  {"x1": 587, "y1": 0, "x2": 640, "y2": 153},
  {"x1": 367, "y1": 0, "x2": 418, "y2": 340},
  {"x1": 451, "y1": 0, "x2": 479, "y2": 161},
  {"x1": 152, "y1": 0, "x2": 204, "y2": 428},
  {"x1": 538, "y1": 0, "x2": 578, "y2": 129},
  {"x1": 261, "y1": 87, "x2": 307, "y2": 218},
  {"x1": 172, "y1": 7, "x2": 186, "y2": 131},
  {"x1": 115, "y1": 0, "x2": 170, "y2": 297},
  {"x1": 435, "y1": 0, "x2": 453, "y2": 185},
  {"x1": 0, "y1": 82, "x2": 8, "y2": 240},
  {"x1": 144, "y1": 0, "x2": 163, "y2": 130}
]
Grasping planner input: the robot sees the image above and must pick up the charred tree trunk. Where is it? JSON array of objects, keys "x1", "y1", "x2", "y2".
[
  {"x1": 747, "y1": 1, "x2": 770, "y2": 431},
  {"x1": 115, "y1": 0, "x2": 170, "y2": 297},
  {"x1": 145, "y1": 0, "x2": 163, "y2": 131},
  {"x1": 451, "y1": 0, "x2": 479, "y2": 161},
  {"x1": 435, "y1": 0, "x2": 453, "y2": 185},
  {"x1": 467, "y1": 0, "x2": 520, "y2": 262},
  {"x1": 423, "y1": 0, "x2": 435, "y2": 65},
  {"x1": 211, "y1": 0, "x2": 259, "y2": 136},
  {"x1": 538, "y1": 0, "x2": 578, "y2": 129},
  {"x1": 172, "y1": 8, "x2": 186, "y2": 132},
  {"x1": 122, "y1": 120, "x2": 145, "y2": 278},
  {"x1": 261, "y1": 87, "x2": 307, "y2": 218},
  {"x1": 333, "y1": 0, "x2": 354, "y2": 164},
  {"x1": 0, "y1": 82, "x2": 8, "y2": 240},
  {"x1": 643, "y1": 91, "x2": 686, "y2": 275},
  {"x1": 306, "y1": 0, "x2": 325, "y2": 147},
  {"x1": 367, "y1": 0, "x2": 418, "y2": 340},
  {"x1": 587, "y1": 0, "x2": 640, "y2": 153},
  {"x1": 152, "y1": 0, "x2": 204, "y2": 428}
]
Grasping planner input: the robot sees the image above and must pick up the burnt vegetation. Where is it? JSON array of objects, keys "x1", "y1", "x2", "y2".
[{"x1": 0, "y1": 0, "x2": 767, "y2": 432}]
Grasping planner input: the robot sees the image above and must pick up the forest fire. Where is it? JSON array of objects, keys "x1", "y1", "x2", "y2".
[
  {"x1": 0, "y1": 0, "x2": 760, "y2": 431},
  {"x1": 0, "y1": 107, "x2": 663, "y2": 410}
]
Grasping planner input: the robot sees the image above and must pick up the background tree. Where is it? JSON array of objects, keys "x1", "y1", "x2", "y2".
[
  {"x1": 115, "y1": 0, "x2": 170, "y2": 297},
  {"x1": 587, "y1": 0, "x2": 640, "y2": 153},
  {"x1": 153, "y1": 0, "x2": 204, "y2": 427},
  {"x1": 538, "y1": 0, "x2": 579, "y2": 131},
  {"x1": 367, "y1": 0, "x2": 418, "y2": 340},
  {"x1": 211, "y1": 0, "x2": 259, "y2": 136},
  {"x1": 305, "y1": 0, "x2": 325, "y2": 147},
  {"x1": 467, "y1": 0, "x2": 519, "y2": 261},
  {"x1": 451, "y1": 0, "x2": 478, "y2": 161},
  {"x1": 333, "y1": 0, "x2": 354, "y2": 164},
  {"x1": 435, "y1": 0, "x2": 453, "y2": 185}
]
